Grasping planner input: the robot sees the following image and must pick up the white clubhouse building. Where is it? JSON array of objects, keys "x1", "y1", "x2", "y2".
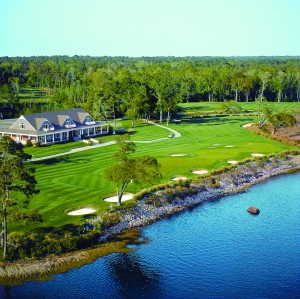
[{"x1": 0, "y1": 108, "x2": 109, "y2": 145}]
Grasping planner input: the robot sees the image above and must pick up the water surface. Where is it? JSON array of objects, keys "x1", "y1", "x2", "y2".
[{"x1": 1, "y1": 172, "x2": 300, "y2": 299}]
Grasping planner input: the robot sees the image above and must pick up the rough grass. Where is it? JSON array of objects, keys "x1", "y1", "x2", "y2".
[{"x1": 0, "y1": 229, "x2": 142, "y2": 285}]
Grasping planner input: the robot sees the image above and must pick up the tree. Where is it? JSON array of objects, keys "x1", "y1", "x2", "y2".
[
  {"x1": 258, "y1": 71, "x2": 270, "y2": 102},
  {"x1": 0, "y1": 136, "x2": 39, "y2": 259},
  {"x1": 267, "y1": 111, "x2": 296, "y2": 135},
  {"x1": 241, "y1": 70, "x2": 256, "y2": 102},
  {"x1": 202, "y1": 67, "x2": 217, "y2": 102},
  {"x1": 271, "y1": 71, "x2": 286, "y2": 102},
  {"x1": 148, "y1": 68, "x2": 180, "y2": 125},
  {"x1": 220, "y1": 100, "x2": 242, "y2": 114},
  {"x1": 230, "y1": 68, "x2": 244, "y2": 102},
  {"x1": 256, "y1": 98, "x2": 273, "y2": 127},
  {"x1": 258, "y1": 103, "x2": 296, "y2": 134},
  {"x1": 104, "y1": 135, "x2": 161, "y2": 206}
]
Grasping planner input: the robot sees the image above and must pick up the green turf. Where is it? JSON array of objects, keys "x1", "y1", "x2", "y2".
[
  {"x1": 19, "y1": 87, "x2": 52, "y2": 103},
  {"x1": 178, "y1": 102, "x2": 300, "y2": 114},
  {"x1": 24, "y1": 141, "x2": 87, "y2": 158},
  {"x1": 101, "y1": 120, "x2": 170, "y2": 141},
  {"x1": 14, "y1": 114, "x2": 298, "y2": 234},
  {"x1": 24, "y1": 120, "x2": 169, "y2": 158}
]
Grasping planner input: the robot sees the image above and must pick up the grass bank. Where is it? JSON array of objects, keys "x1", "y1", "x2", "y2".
[{"x1": 178, "y1": 102, "x2": 300, "y2": 115}]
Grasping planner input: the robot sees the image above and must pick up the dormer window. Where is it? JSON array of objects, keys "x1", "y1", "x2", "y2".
[
  {"x1": 19, "y1": 122, "x2": 25, "y2": 129},
  {"x1": 85, "y1": 115, "x2": 95, "y2": 125},
  {"x1": 43, "y1": 123, "x2": 50, "y2": 130},
  {"x1": 41, "y1": 120, "x2": 54, "y2": 131},
  {"x1": 64, "y1": 117, "x2": 76, "y2": 128}
]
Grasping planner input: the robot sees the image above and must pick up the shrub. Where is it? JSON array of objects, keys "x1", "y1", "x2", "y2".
[
  {"x1": 144, "y1": 194, "x2": 163, "y2": 207},
  {"x1": 101, "y1": 211, "x2": 122, "y2": 229},
  {"x1": 285, "y1": 168, "x2": 299, "y2": 174},
  {"x1": 34, "y1": 141, "x2": 41, "y2": 147},
  {"x1": 114, "y1": 201, "x2": 135, "y2": 211},
  {"x1": 206, "y1": 177, "x2": 220, "y2": 189},
  {"x1": 108, "y1": 125, "x2": 114, "y2": 134},
  {"x1": 25, "y1": 139, "x2": 33, "y2": 147},
  {"x1": 177, "y1": 179, "x2": 191, "y2": 188},
  {"x1": 22, "y1": 210, "x2": 43, "y2": 223}
]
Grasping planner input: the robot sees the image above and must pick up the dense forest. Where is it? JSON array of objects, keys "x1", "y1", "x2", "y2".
[{"x1": 0, "y1": 56, "x2": 299, "y2": 120}]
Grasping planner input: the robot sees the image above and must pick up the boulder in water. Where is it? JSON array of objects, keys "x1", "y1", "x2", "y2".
[{"x1": 247, "y1": 206, "x2": 260, "y2": 215}]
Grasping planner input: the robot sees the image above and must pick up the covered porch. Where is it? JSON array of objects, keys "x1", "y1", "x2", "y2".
[{"x1": 0, "y1": 124, "x2": 109, "y2": 145}]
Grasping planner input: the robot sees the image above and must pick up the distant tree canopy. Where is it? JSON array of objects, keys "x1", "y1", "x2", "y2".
[{"x1": 0, "y1": 56, "x2": 299, "y2": 120}]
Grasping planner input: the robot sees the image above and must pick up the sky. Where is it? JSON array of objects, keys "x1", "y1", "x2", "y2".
[{"x1": 1, "y1": 0, "x2": 299, "y2": 57}]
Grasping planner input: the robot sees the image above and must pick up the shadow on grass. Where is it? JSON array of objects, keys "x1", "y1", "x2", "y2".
[
  {"x1": 177, "y1": 116, "x2": 255, "y2": 126},
  {"x1": 80, "y1": 214, "x2": 97, "y2": 221},
  {"x1": 128, "y1": 131, "x2": 137, "y2": 136},
  {"x1": 32, "y1": 156, "x2": 73, "y2": 165},
  {"x1": 35, "y1": 224, "x2": 80, "y2": 235}
]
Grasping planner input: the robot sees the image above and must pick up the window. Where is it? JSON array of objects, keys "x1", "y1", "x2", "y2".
[
  {"x1": 65, "y1": 118, "x2": 75, "y2": 127},
  {"x1": 43, "y1": 122, "x2": 50, "y2": 130},
  {"x1": 41, "y1": 121, "x2": 54, "y2": 131},
  {"x1": 85, "y1": 115, "x2": 95, "y2": 124},
  {"x1": 19, "y1": 122, "x2": 25, "y2": 129}
]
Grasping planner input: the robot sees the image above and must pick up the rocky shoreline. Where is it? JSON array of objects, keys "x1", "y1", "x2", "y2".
[
  {"x1": 97, "y1": 153, "x2": 300, "y2": 242},
  {"x1": 1, "y1": 153, "x2": 299, "y2": 284}
]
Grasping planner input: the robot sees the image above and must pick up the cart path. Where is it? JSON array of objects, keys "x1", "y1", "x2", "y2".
[{"x1": 30, "y1": 122, "x2": 181, "y2": 161}]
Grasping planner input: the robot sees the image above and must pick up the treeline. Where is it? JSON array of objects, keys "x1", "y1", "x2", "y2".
[{"x1": 0, "y1": 56, "x2": 299, "y2": 120}]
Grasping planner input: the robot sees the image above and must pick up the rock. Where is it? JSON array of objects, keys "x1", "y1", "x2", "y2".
[{"x1": 247, "y1": 206, "x2": 260, "y2": 215}]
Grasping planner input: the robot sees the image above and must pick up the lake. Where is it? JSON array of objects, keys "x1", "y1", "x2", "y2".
[{"x1": 1, "y1": 172, "x2": 300, "y2": 299}]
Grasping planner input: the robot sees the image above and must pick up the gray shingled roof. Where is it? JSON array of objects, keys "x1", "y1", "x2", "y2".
[
  {"x1": 23, "y1": 108, "x2": 89, "y2": 130},
  {"x1": 0, "y1": 108, "x2": 105, "y2": 136}
]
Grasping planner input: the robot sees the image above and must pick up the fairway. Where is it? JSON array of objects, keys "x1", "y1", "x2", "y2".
[
  {"x1": 17, "y1": 114, "x2": 298, "y2": 233},
  {"x1": 178, "y1": 102, "x2": 300, "y2": 114},
  {"x1": 19, "y1": 87, "x2": 52, "y2": 103}
]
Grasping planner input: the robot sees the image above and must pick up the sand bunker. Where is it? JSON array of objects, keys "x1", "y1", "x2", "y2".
[
  {"x1": 172, "y1": 176, "x2": 187, "y2": 181},
  {"x1": 227, "y1": 160, "x2": 238, "y2": 164},
  {"x1": 170, "y1": 154, "x2": 187, "y2": 157},
  {"x1": 212, "y1": 144, "x2": 221, "y2": 146},
  {"x1": 242, "y1": 123, "x2": 254, "y2": 128},
  {"x1": 251, "y1": 153, "x2": 265, "y2": 157},
  {"x1": 225, "y1": 145, "x2": 234, "y2": 148},
  {"x1": 104, "y1": 193, "x2": 134, "y2": 202},
  {"x1": 191, "y1": 169, "x2": 209, "y2": 175},
  {"x1": 68, "y1": 208, "x2": 96, "y2": 216}
]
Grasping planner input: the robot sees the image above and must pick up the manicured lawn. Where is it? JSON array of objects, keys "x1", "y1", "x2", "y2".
[
  {"x1": 178, "y1": 102, "x2": 300, "y2": 114},
  {"x1": 19, "y1": 87, "x2": 52, "y2": 103},
  {"x1": 24, "y1": 120, "x2": 169, "y2": 158},
  {"x1": 13, "y1": 115, "x2": 298, "y2": 233},
  {"x1": 96, "y1": 119, "x2": 171, "y2": 141},
  {"x1": 24, "y1": 141, "x2": 87, "y2": 158}
]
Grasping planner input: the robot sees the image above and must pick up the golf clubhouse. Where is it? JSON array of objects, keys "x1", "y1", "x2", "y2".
[{"x1": 0, "y1": 108, "x2": 109, "y2": 145}]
